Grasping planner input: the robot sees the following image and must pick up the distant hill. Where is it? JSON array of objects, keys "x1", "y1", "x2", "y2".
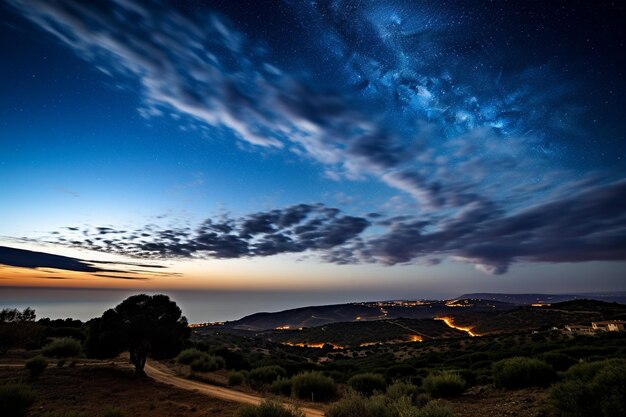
[
  {"x1": 451, "y1": 299, "x2": 626, "y2": 335},
  {"x1": 262, "y1": 318, "x2": 468, "y2": 348},
  {"x1": 198, "y1": 298, "x2": 626, "y2": 348},
  {"x1": 223, "y1": 298, "x2": 516, "y2": 331},
  {"x1": 458, "y1": 292, "x2": 626, "y2": 305}
]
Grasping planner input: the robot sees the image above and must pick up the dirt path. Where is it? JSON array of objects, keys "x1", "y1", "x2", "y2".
[{"x1": 145, "y1": 361, "x2": 326, "y2": 417}]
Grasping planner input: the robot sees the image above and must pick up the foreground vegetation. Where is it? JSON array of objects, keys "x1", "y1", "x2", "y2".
[{"x1": 2, "y1": 298, "x2": 626, "y2": 416}]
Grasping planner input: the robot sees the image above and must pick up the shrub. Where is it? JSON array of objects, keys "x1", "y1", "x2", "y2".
[
  {"x1": 392, "y1": 396, "x2": 420, "y2": 417},
  {"x1": 215, "y1": 347, "x2": 251, "y2": 370},
  {"x1": 347, "y1": 373, "x2": 387, "y2": 396},
  {"x1": 385, "y1": 364, "x2": 416, "y2": 381},
  {"x1": 190, "y1": 354, "x2": 225, "y2": 372},
  {"x1": 271, "y1": 377, "x2": 293, "y2": 397},
  {"x1": 419, "y1": 400, "x2": 455, "y2": 417},
  {"x1": 422, "y1": 373, "x2": 465, "y2": 398},
  {"x1": 42, "y1": 337, "x2": 82, "y2": 358},
  {"x1": 249, "y1": 366, "x2": 287, "y2": 386},
  {"x1": 229, "y1": 371, "x2": 246, "y2": 386},
  {"x1": 237, "y1": 398, "x2": 304, "y2": 417},
  {"x1": 291, "y1": 371, "x2": 337, "y2": 402},
  {"x1": 386, "y1": 381, "x2": 418, "y2": 401},
  {"x1": 551, "y1": 359, "x2": 626, "y2": 417},
  {"x1": 540, "y1": 353, "x2": 578, "y2": 372},
  {"x1": 176, "y1": 348, "x2": 204, "y2": 365},
  {"x1": 492, "y1": 357, "x2": 556, "y2": 389},
  {"x1": 25, "y1": 355, "x2": 48, "y2": 377},
  {"x1": 326, "y1": 393, "x2": 394, "y2": 417},
  {"x1": 177, "y1": 348, "x2": 225, "y2": 372},
  {"x1": 102, "y1": 408, "x2": 124, "y2": 417},
  {"x1": 0, "y1": 382, "x2": 36, "y2": 417}
]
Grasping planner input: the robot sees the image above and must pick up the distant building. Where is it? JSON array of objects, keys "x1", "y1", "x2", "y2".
[
  {"x1": 565, "y1": 324, "x2": 595, "y2": 334},
  {"x1": 591, "y1": 320, "x2": 626, "y2": 332}
]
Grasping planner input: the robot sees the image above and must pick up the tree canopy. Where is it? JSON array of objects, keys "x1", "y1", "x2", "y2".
[
  {"x1": 0, "y1": 307, "x2": 35, "y2": 323},
  {"x1": 85, "y1": 294, "x2": 189, "y2": 375}
]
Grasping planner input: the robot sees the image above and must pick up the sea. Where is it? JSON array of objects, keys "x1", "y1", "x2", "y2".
[{"x1": 0, "y1": 286, "x2": 448, "y2": 323}]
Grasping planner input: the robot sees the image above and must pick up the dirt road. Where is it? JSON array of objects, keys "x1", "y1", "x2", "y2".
[{"x1": 145, "y1": 361, "x2": 326, "y2": 417}]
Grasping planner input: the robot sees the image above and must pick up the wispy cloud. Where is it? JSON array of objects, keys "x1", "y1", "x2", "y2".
[
  {"x1": 7, "y1": 0, "x2": 581, "y2": 212},
  {"x1": 36, "y1": 180, "x2": 626, "y2": 274},
  {"x1": 0, "y1": 245, "x2": 160, "y2": 280},
  {"x1": 44, "y1": 204, "x2": 370, "y2": 260},
  {"x1": 7, "y1": 1, "x2": 625, "y2": 275},
  {"x1": 0, "y1": 245, "x2": 103, "y2": 273}
]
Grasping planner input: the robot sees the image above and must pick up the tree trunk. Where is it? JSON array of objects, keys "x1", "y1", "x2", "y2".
[{"x1": 129, "y1": 348, "x2": 147, "y2": 376}]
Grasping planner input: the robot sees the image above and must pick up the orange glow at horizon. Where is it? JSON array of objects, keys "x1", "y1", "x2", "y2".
[
  {"x1": 0, "y1": 265, "x2": 154, "y2": 289},
  {"x1": 435, "y1": 316, "x2": 479, "y2": 337},
  {"x1": 283, "y1": 341, "x2": 344, "y2": 349}
]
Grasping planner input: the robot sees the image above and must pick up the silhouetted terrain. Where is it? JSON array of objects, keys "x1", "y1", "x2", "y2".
[
  {"x1": 458, "y1": 292, "x2": 626, "y2": 305},
  {"x1": 262, "y1": 318, "x2": 468, "y2": 348},
  {"x1": 224, "y1": 299, "x2": 516, "y2": 331},
  {"x1": 452, "y1": 300, "x2": 626, "y2": 335},
  {"x1": 220, "y1": 293, "x2": 626, "y2": 332}
]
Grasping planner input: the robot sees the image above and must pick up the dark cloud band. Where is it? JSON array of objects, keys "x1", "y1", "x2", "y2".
[{"x1": 39, "y1": 181, "x2": 626, "y2": 274}]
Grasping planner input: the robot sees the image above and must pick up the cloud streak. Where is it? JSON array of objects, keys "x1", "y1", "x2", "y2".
[
  {"x1": 7, "y1": 1, "x2": 625, "y2": 276},
  {"x1": 0, "y1": 246, "x2": 162, "y2": 280},
  {"x1": 7, "y1": 0, "x2": 578, "y2": 212},
  {"x1": 40, "y1": 180, "x2": 626, "y2": 274},
  {"x1": 45, "y1": 204, "x2": 370, "y2": 260},
  {"x1": 358, "y1": 180, "x2": 626, "y2": 273}
]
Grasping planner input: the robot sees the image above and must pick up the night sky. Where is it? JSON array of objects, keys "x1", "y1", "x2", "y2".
[{"x1": 1, "y1": 0, "x2": 625, "y2": 299}]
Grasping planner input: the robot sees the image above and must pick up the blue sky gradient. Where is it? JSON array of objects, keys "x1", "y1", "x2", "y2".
[{"x1": 1, "y1": 0, "x2": 625, "y2": 297}]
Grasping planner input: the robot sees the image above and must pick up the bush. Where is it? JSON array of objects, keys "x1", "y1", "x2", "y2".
[
  {"x1": 237, "y1": 398, "x2": 304, "y2": 417},
  {"x1": 540, "y1": 353, "x2": 578, "y2": 372},
  {"x1": 551, "y1": 359, "x2": 626, "y2": 417},
  {"x1": 419, "y1": 400, "x2": 455, "y2": 417},
  {"x1": 176, "y1": 348, "x2": 225, "y2": 372},
  {"x1": 229, "y1": 371, "x2": 246, "y2": 386},
  {"x1": 214, "y1": 347, "x2": 251, "y2": 370},
  {"x1": 385, "y1": 364, "x2": 416, "y2": 381},
  {"x1": 291, "y1": 371, "x2": 337, "y2": 402},
  {"x1": 271, "y1": 377, "x2": 292, "y2": 397},
  {"x1": 386, "y1": 381, "x2": 418, "y2": 401},
  {"x1": 249, "y1": 366, "x2": 287, "y2": 386},
  {"x1": 347, "y1": 373, "x2": 387, "y2": 396},
  {"x1": 326, "y1": 393, "x2": 394, "y2": 417},
  {"x1": 422, "y1": 373, "x2": 465, "y2": 398},
  {"x1": 102, "y1": 408, "x2": 124, "y2": 417},
  {"x1": 190, "y1": 354, "x2": 225, "y2": 372},
  {"x1": 42, "y1": 337, "x2": 82, "y2": 358},
  {"x1": 0, "y1": 382, "x2": 36, "y2": 417},
  {"x1": 392, "y1": 396, "x2": 420, "y2": 417},
  {"x1": 25, "y1": 355, "x2": 48, "y2": 377},
  {"x1": 176, "y1": 348, "x2": 204, "y2": 365},
  {"x1": 493, "y1": 357, "x2": 556, "y2": 389}
]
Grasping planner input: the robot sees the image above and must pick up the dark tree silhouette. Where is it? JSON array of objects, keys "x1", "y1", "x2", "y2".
[{"x1": 85, "y1": 294, "x2": 189, "y2": 375}]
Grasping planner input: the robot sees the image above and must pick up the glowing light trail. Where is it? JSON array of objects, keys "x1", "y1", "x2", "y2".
[{"x1": 435, "y1": 317, "x2": 479, "y2": 337}]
